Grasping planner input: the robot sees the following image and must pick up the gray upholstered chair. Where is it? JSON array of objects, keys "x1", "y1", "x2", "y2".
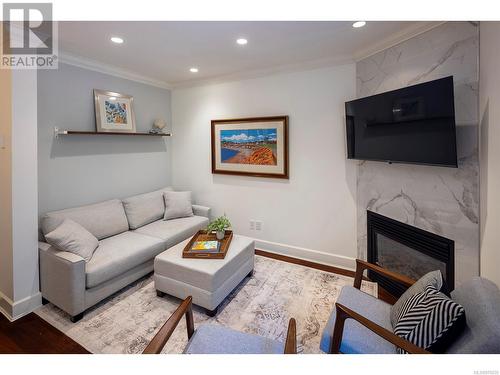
[
  {"x1": 320, "y1": 259, "x2": 500, "y2": 354},
  {"x1": 143, "y1": 296, "x2": 297, "y2": 354}
]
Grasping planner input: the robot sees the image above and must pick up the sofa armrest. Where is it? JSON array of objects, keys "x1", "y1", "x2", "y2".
[
  {"x1": 39, "y1": 241, "x2": 86, "y2": 316},
  {"x1": 192, "y1": 205, "x2": 211, "y2": 219}
]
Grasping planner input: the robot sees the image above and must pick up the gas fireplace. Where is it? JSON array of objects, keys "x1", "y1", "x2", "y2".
[{"x1": 367, "y1": 211, "x2": 454, "y2": 297}]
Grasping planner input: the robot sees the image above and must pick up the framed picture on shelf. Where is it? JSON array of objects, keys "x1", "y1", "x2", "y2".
[
  {"x1": 94, "y1": 89, "x2": 136, "y2": 133},
  {"x1": 211, "y1": 116, "x2": 289, "y2": 179}
]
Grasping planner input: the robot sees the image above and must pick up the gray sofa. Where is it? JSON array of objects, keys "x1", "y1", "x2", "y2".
[{"x1": 39, "y1": 187, "x2": 210, "y2": 322}]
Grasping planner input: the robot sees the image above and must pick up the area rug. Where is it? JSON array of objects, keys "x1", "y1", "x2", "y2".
[{"x1": 35, "y1": 255, "x2": 377, "y2": 354}]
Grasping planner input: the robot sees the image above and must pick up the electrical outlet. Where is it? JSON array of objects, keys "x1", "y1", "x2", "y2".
[
  {"x1": 250, "y1": 220, "x2": 255, "y2": 230},
  {"x1": 255, "y1": 221, "x2": 262, "y2": 231}
]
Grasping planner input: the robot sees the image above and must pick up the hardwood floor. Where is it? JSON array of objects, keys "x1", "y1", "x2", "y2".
[
  {"x1": 0, "y1": 312, "x2": 88, "y2": 354},
  {"x1": 0, "y1": 250, "x2": 397, "y2": 354}
]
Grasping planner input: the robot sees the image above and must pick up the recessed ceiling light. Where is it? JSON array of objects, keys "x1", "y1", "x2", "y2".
[
  {"x1": 189, "y1": 67, "x2": 199, "y2": 73},
  {"x1": 109, "y1": 97, "x2": 117, "y2": 101},
  {"x1": 110, "y1": 36, "x2": 124, "y2": 44},
  {"x1": 236, "y1": 38, "x2": 248, "y2": 45},
  {"x1": 352, "y1": 21, "x2": 366, "y2": 28}
]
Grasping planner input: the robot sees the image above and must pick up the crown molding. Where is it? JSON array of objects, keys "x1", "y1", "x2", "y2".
[
  {"x1": 58, "y1": 21, "x2": 446, "y2": 90},
  {"x1": 58, "y1": 52, "x2": 172, "y2": 90},
  {"x1": 352, "y1": 21, "x2": 447, "y2": 61},
  {"x1": 170, "y1": 54, "x2": 354, "y2": 89}
]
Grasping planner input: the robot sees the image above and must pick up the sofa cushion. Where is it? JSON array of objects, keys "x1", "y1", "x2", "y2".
[
  {"x1": 390, "y1": 270, "x2": 443, "y2": 328},
  {"x1": 41, "y1": 199, "x2": 129, "y2": 240},
  {"x1": 184, "y1": 324, "x2": 283, "y2": 354},
  {"x1": 320, "y1": 286, "x2": 396, "y2": 354},
  {"x1": 44, "y1": 219, "x2": 99, "y2": 262},
  {"x1": 447, "y1": 277, "x2": 500, "y2": 353},
  {"x1": 163, "y1": 191, "x2": 193, "y2": 220},
  {"x1": 134, "y1": 215, "x2": 208, "y2": 248},
  {"x1": 123, "y1": 187, "x2": 173, "y2": 230},
  {"x1": 85, "y1": 231, "x2": 164, "y2": 288}
]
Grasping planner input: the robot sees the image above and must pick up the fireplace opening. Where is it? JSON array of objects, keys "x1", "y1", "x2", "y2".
[{"x1": 367, "y1": 211, "x2": 454, "y2": 297}]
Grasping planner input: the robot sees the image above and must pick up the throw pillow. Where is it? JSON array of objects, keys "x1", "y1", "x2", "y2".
[
  {"x1": 390, "y1": 270, "x2": 444, "y2": 327},
  {"x1": 44, "y1": 219, "x2": 99, "y2": 262},
  {"x1": 164, "y1": 191, "x2": 194, "y2": 220},
  {"x1": 394, "y1": 284, "x2": 466, "y2": 353}
]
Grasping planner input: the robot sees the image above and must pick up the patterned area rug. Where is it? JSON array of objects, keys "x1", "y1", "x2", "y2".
[{"x1": 35, "y1": 255, "x2": 377, "y2": 354}]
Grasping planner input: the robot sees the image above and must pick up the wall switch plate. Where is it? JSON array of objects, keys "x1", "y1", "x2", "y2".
[
  {"x1": 255, "y1": 221, "x2": 262, "y2": 231},
  {"x1": 250, "y1": 220, "x2": 255, "y2": 230}
]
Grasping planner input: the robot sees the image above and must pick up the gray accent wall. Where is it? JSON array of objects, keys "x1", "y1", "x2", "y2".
[
  {"x1": 356, "y1": 22, "x2": 480, "y2": 285},
  {"x1": 38, "y1": 63, "x2": 172, "y2": 215}
]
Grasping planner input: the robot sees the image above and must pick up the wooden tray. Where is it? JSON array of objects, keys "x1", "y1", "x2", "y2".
[{"x1": 182, "y1": 230, "x2": 233, "y2": 259}]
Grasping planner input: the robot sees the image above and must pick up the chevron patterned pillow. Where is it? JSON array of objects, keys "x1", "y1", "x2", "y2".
[{"x1": 394, "y1": 285, "x2": 466, "y2": 353}]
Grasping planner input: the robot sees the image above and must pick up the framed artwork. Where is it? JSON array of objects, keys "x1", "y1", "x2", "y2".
[
  {"x1": 94, "y1": 89, "x2": 136, "y2": 133},
  {"x1": 211, "y1": 116, "x2": 289, "y2": 179}
]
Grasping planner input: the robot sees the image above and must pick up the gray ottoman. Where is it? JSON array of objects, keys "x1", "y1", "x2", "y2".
[{"x1": 154, "y1": 235, "x2": 254, "y2": 316}]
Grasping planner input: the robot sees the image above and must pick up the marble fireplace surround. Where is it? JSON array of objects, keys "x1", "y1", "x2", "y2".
[{"x1": 356, "y1": 21, "x2": 479, "y2": 286}]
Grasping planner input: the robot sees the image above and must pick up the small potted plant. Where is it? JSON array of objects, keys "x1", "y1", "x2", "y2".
[{"x1": 207, "y1": 214, "x2": 231, "y2": 240}]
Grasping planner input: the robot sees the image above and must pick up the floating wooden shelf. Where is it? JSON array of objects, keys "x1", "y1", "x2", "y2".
[{"x1": 54, "y1": 127, "x2": 171, "y2": 139}]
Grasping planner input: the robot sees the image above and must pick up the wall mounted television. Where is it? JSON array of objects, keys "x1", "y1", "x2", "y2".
[{"x1": 345, "y1": 76, "x2": 458, "y2": 168}]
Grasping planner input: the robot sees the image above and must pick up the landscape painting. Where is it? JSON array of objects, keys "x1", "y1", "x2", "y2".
[
  {"x1": 211, "y1": 116, "x2": 288, "y2": 179},
  {"x1": 220, "y1": 128, "x2": 277, "y2": 165}
]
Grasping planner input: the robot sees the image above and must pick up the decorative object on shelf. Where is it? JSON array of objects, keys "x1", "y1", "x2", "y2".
[
  {"x1": 211, "y1": 116, "x2": 289, "y2": 179},
  {"x1": 207, "y1": 214, "x2": 232, "y2": 240},
  {"x1": 149, "y1": 118, "x2": 167, "y2": 134},
  {"x1": 94, "y1": 89, "x2": 136, "y2": 133}
]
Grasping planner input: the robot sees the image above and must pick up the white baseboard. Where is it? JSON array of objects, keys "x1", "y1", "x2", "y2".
[
  {"x1": 0, "y1": 290, "x2": 42, "y2": 321},
  {"x1": 254, "y1": 238, "x2": 356, "y2": 271}
]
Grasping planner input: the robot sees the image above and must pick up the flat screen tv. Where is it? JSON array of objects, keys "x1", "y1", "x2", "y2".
[{"x1": 345, "y1": 76, "x2": 458, "y2": 167}]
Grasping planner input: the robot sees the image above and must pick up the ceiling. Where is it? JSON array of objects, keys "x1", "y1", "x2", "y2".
[{"x1": 58, "y1": 21, "x2": 440, "y2": 88}]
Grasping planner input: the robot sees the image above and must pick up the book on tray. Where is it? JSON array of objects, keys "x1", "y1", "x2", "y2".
[{"x1": 189, "y1": 240, "x2": 221, "y2": 253}]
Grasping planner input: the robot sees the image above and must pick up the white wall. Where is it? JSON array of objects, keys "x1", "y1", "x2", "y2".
[
  {"x1": 0, "y1": 65, "x2": 13, "y2": 318},
  {"x1": 172, "y1": 65, "x2": 358, "y2": 269},
  {"x1": 0, "y1": 69, "x2": 41, "y2": 321},
  {"x1": 479, "y1": 22, "x2": 500, "y2": 287},
  {"x1": 11, "y1": 69, "x2": 41, "y2": 318}
]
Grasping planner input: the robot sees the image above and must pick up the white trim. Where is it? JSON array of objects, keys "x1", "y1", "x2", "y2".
[
  {"x1": 353, "y1": 21, "x2": 447, "y2": 61},
  {"x1": 254, "y1": 239, "x2": 356, "y2": 271},
  {"x1": 58, "y1": 52, "x2": 172, "y2": 90},
  {"x1": 0, "y1": 292, "x2": 13, "y2": 321},
  {"x1": 0, "y1": 290, "x2": 42, "y2": 321}
]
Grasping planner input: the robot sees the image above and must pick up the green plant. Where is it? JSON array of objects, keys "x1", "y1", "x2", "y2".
[{"x1": 207, "y1": 214, "x2": 231, "y2": 233}]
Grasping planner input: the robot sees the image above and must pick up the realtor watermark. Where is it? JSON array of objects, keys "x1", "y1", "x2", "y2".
[{"x1": 1, "y1": 2, "x2": 58, "y2": 69}]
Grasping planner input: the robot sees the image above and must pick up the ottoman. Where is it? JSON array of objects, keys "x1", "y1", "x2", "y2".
[{"x1": 154, "y1": 235, "x2": 254, "y2": 316}]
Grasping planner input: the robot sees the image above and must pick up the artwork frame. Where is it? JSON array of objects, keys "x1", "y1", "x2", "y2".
[
  {"x1": 93, "y1": 89, "x2": 136, "y2": 133},
  {"x1": 211, "y1": 116, "x2": 289, "y2": 179}
]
